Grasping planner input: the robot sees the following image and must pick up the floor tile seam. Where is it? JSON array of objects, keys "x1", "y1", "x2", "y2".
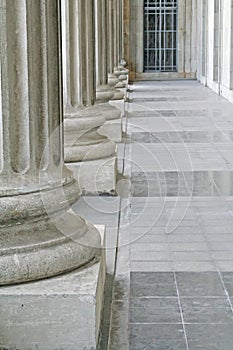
[
  {"x1": 208, "y1": 172, "x2": 229, "y2": 196},
  {"x1": 220, "y1": 196, "x2": 233, "y2": 216},
  {"x1": 129, "y1": 322, "x2": 184, "y2": 325},
  {"x1": 192, "y1": 210, "x2": 221, "y2": 269},
  {"x1": 131, "y1": 259, "x2": 220, "y2": 264},
  {"x1": 173, "y1": 271, "x2": 190, "y2": 350},
  {"x1": 131, "y1": 250, "x2": 217, "y2": 253},
  {"x1": 130, "y1": 296, "x2": 178, "y2": 299},
  {"x1": 178, "y1": 203, "x2": 233, "y2": 300},
  {"x1": 130, "y1": 247, "x2": 211, "y2": 252},
  {"x1": 217, "y1": 270, "x2": 233, "y2": 315},
  {"x1": 179, "y1": 296, "x2": 231, "y2": 299},
  {"x1": 130, "y1": 255, "x2": 214, "y2": 259},
  {"x1": 129, "y1": 321, "x2": 233, "y2": 325}
]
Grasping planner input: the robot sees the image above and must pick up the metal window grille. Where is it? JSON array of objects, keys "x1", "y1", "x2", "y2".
[{"x1": 144, "y1": 0, "x2": 178, "y2": 72}]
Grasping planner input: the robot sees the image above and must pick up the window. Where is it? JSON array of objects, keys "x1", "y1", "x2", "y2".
[{"x1": 144, "y1": 0, "x2": 178, "y2": 72}]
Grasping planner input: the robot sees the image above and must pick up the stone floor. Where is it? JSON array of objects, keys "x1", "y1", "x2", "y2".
[
  {"x1": 77, "y1": 80, "x2": 233, "y2": 349},
  {"x1": 128, "y1": 80, "x2": 233, "y2": 350}
]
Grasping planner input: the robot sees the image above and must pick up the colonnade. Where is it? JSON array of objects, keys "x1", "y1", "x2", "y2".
[{"x1": 0, "y1": 0, "x2": 127, "y2": 286}]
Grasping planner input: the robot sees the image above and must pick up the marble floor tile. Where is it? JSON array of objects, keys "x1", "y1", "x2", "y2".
[
  {"x1": 175, "y1": 272, "x2": 225, "y2": 296},
  {"x1": 180, "y1": 297, "x2": 233, "y2": 323},
  {"x1": 185, "y1": 324, "x2": 233, "y2": 350},
  {"x1": 130, "y1": 324, "x2": 187, "y2": 350},
  {"x1": 130, "y1": 272, "x2": 177, "y2": 297},
  {"x1": 130, "y1": 297, "x2": 181, "y2": 323},
  {"x1": 221, "y1": 273, "x2": 233, "y2": 296}
]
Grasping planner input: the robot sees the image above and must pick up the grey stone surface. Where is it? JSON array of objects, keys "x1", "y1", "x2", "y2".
[
  {"x1": 127, "y1": 81, "x2": 233, "y2": 349},
  {"x1": 176, "y1": 272, "x2": 226, "y2": 297},
  {"x1": 130, "y1": 324, "x2": 187, "y2": 350},
  {"x1": 180, "y1": 297, "x2": 233, "y2": 324},
  {"x1": 130, "y1": 297, "x2": 181, "y2": 323},
  {"x1": 0, "y1": 227, "x2": 106, "y2": 350},
  {"x1": 67, "y1": 155, "x2": 117, "y2": 195},
  {"x1": 185, "y1": 324, "x2": 233, "y2": 350},
  {"x1": 130, "y1": 272, "x2": 177, "y2": 297}
]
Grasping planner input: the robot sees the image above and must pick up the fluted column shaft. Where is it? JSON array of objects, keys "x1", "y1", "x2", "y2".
[
  {"x1": 113, "y1": 0, "x2": 120, "y2": 67},
  {"x1": 66, "y1": 0, "x2": 95, "y2": 110},
  {"x1": 119, "y1": 0, "x2": 124, "y2": 62},
  {"x1": 0, "y1": 0, "x2": 100, "y2": 285},
  {"x1": 0, "y1": 0, "x2": 64, "y2": 195},
  {"x1": 95, "y1": 0, "x2": 108, "y2": 87},
  {"x1": 107, "y1": 0, "x2": 125, "y2": 100},
  {"x1": 108, "y1": 0, "x2": 115, "y2": 75},
  {"x1": 62, "y1": 0, "x2": 116, "y2": 162},
  {"x1": 113, "y1": 0, "x2": 129, "y2": 87},
  {"x1": 94, "y1": 0, "x2": 115, "y2": 102}
]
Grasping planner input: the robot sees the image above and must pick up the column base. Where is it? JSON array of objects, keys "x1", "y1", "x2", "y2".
[
  {"x1": 116, "y1": 80, "x2": 127, "y2": 89},
  {"x1": 0, "y1": 178, "x2": 102, "y2": 285},
  {"x1": 91, "y1": 102, "x2": 121, "y2": 121},
  {"x1": 108, "y1": 73, "x2": 119, "y2": 87},
  {"x1": 66, "y1": 155, "x2": 117, "y2": 195},
  {"x1": 112, "y1": 89, "x2": 125, "y2": 100},
  {"x1": 110, "y1": 98, "x2": 125, "y2": 115},
  {"x1": 0, "y1": 226, "x2": 106, "y2": 350},
  {"x1": 99, "y1": 118, "x2": 122, "y2": 142},
  {"x1": 96, "y1": 84, "x2": 115, "y2": 103},
  {"x1": 64, "y1": 113, "x2": 116, "y2": 162}
]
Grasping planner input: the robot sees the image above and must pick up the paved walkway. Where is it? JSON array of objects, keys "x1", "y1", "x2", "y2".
[
  {"x1": 128, "y1": 80, "x2": 233, "y2": 350},
  {"x1": 75, "y1": 80, "x2": 233, "y2": 349}
]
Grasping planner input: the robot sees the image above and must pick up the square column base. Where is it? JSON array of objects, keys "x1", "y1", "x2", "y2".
[
  {"x1": 99, "y1": 118, "x2": 122, "y2": 142},
  {"x1": 0, "y1": 226, "x2": 106, "y2": 350},
  {"x1": 110, "y1": 99, "x2": 125, "y2": 116},
  {"x1": 67, "y1": 155, "x2": 117, "y2": 195}
]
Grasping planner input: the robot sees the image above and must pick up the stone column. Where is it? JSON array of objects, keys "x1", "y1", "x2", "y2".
[
  {"x1": 0, "y1": 0, "x2": 101, "y2": 285},
  {"x1": 95, "y1": 0, "x2": 114, "y2": 103},
  {"x1": 114, "y1": 0, "x2": 129, "y2": 84},
  {"x1": 114, "y1": 0, "x2": 120, "y2": 68},
  {"x1": 119, "y1": 0, "x2": 124, "y2": 63},
  {"x1": 113, "y1": 0, "x2": 129, "y2": 90},
  {"x1": 119, "y1": 0, "x2": 129, "y2": 73},
  {"x1": 124, "y1": 0, "x2": 131, "y2": 74},
  {"x1": 94, "y1": 0, "x2": 121, "y2": 118},
  {"x1": 108, "y1": 0, "x2": 125, "y2": 99},
  {"x1": 62, "y1": 0, "x2": 117, "y2": 194},
  {"x1": 93, "y1": 0, "x2": 123, "y2": 141}
]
